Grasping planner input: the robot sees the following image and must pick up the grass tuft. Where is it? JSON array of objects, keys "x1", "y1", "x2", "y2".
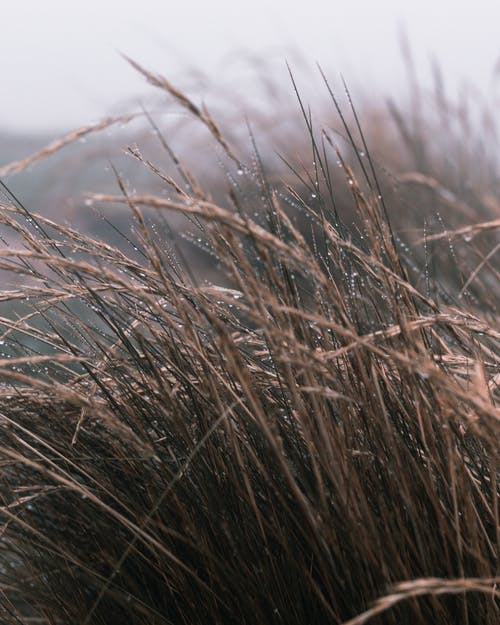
[{"x1": 0, "y1": 60, "x2": 498, "y2": 624}]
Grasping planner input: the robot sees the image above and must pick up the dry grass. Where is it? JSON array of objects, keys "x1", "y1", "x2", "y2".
[{"x1": 0, "y1": 58, "x2": 498, "y2": 624}]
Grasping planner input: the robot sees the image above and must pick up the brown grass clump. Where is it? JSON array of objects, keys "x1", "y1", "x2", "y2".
[{"x1": 0, "y1": 59, "x2": 498, "y2": 624}]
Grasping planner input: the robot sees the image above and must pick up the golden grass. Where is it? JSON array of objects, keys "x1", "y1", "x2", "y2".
[{"x1": 0, "y1": 58, "x2": 497, "y2": 624}]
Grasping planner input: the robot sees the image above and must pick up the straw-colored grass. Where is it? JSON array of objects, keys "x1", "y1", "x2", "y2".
[{"x1": 0, "y1": 58, "x2": 497, "y2": 624}]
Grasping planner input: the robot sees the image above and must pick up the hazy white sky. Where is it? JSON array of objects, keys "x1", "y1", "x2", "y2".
[{"x1": 1, "y1": 0, "x2": 500, "y2": 132}]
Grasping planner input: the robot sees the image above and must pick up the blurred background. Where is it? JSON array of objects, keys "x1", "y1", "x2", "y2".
[
  {"x1": 1, "y1": 0, "x2": 499, "y2": 345},
  {"x1": 1, "y1": 0, "x2": 500, "y2": 133},
  {"x1": 1, "y1": 0, "x2": 499, "y2": 253}
]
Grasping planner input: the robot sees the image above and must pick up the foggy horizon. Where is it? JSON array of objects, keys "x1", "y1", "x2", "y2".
[{"x1": 2, "y1": 1, "x2": 500, "y2": 135}]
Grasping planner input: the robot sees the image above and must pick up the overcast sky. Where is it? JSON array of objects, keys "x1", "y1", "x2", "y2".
[{"x1": 1, "y1": 1, "x2": 500, "y2": 133}]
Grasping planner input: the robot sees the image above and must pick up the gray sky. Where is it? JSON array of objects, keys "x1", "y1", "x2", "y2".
[{"x1": 2, "y1": 1, "x2": 500, "y2": 133}]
